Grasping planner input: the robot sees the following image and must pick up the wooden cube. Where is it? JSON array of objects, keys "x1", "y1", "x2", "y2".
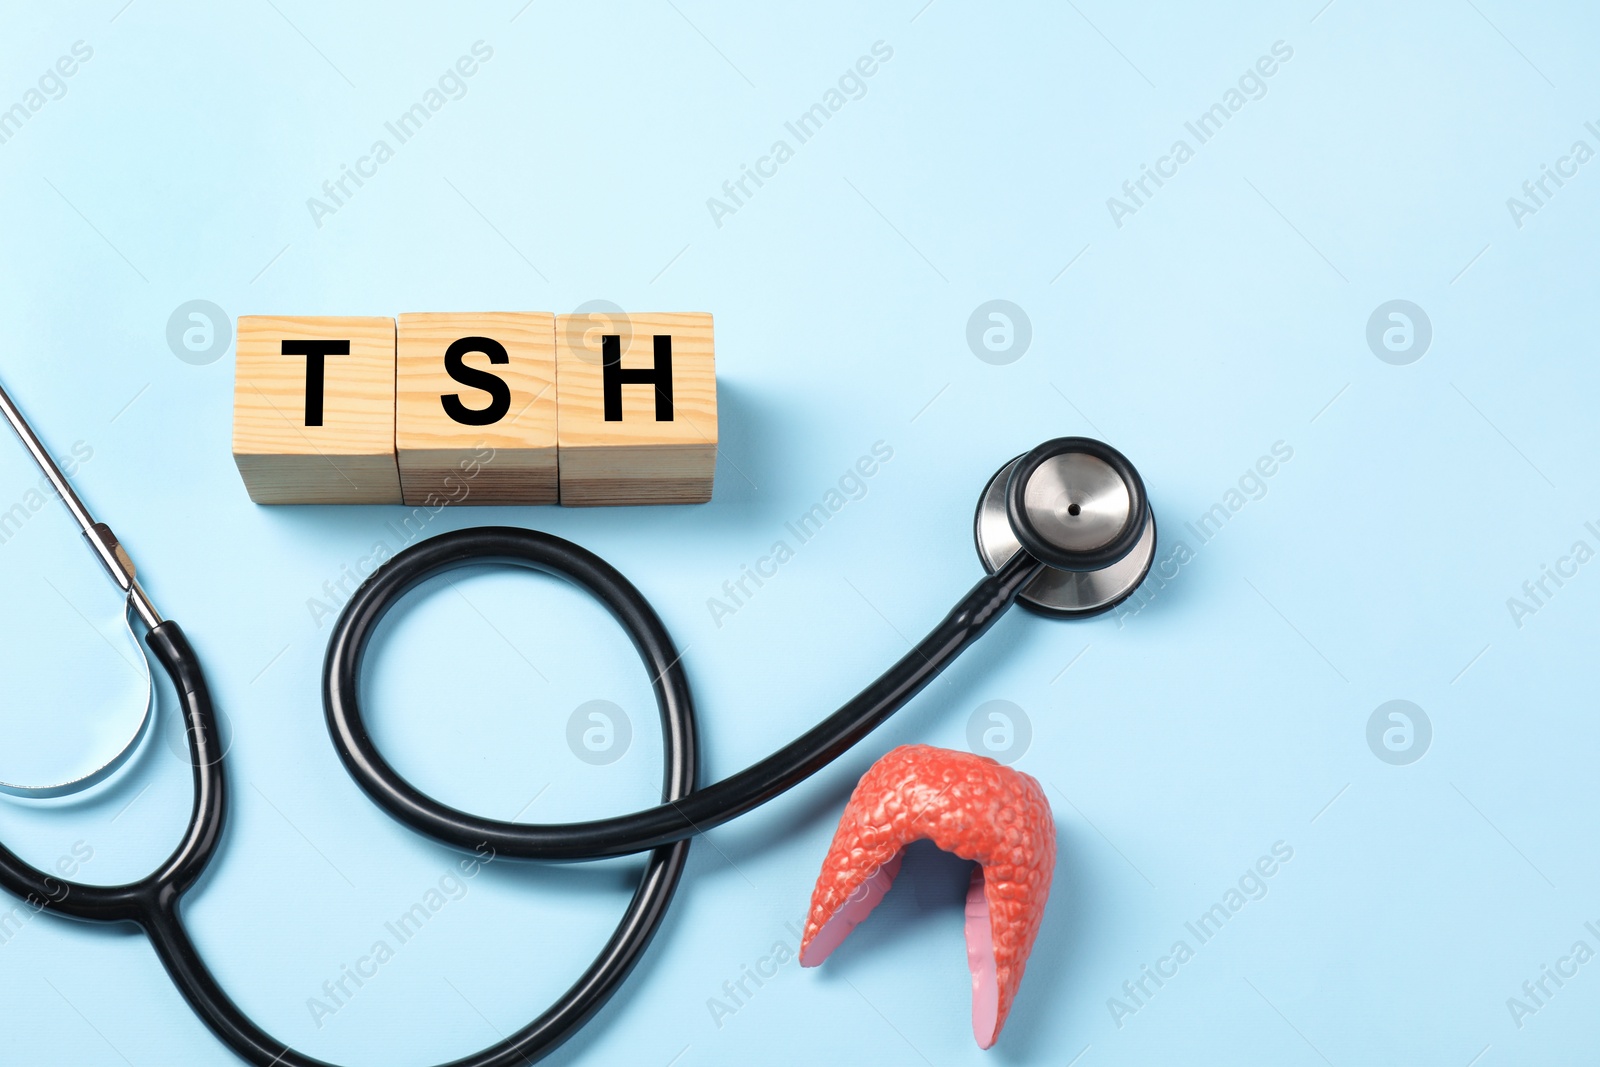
[
  {"x1": 554, "y1": 311, "x2": 717, "y2": 506},
  {"x1": 395, "y1": 312, "x2": 559, "y2": 506},
  {"x1": 232, "y1": 315, "x2": 400, "y2": 504}
]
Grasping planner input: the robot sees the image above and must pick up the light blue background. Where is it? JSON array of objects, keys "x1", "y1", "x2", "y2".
[{"x1": 0, "y1": 1, "x2": 1594, "y2": 1064}]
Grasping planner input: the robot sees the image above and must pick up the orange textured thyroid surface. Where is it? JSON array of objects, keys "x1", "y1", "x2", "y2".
[{"x1": 798, "y1": 744, "x2": 1056, "y2": 1049}]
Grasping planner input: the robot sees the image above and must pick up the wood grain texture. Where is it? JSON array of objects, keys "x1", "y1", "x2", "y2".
[
  {"x1": 232, "y1": 315, "x2": 400, "y2": 504},
  {"x1": 554, "y1": 311, "x2": 716, "y2": 506},
  {"x1": 395, "y1": 311, "x2": 558, "y2": 506}
]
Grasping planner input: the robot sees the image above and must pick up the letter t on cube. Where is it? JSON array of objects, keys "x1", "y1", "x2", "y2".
[{"x1": 232, "y1": 316, "x2": 400, "y2": 504}]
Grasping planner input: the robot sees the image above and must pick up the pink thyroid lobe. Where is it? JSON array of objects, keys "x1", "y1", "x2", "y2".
[{"x1": 800, "y1": 851, "x2": 904, "y2": 967}]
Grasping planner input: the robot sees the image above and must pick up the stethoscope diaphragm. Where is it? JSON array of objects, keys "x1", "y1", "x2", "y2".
[{"x1": 973, "y1": 438, "x2": 1157, "y2": 618}]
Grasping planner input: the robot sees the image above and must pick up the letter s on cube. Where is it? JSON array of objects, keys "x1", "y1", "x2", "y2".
[{"x1": 395, "y1": 312, "x2": 558, "y2": 506}]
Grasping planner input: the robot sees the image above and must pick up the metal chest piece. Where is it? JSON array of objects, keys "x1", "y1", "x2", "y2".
[{"x1": 974, "y1": 437, "x2": 1157, "y2": 618}]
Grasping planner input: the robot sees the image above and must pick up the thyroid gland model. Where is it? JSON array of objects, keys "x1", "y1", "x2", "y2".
[{"x1": 799, "y1": 745, "x2": 1056, "y2": 1049}]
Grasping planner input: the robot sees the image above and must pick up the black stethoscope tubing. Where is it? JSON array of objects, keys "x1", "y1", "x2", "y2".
[{"x1": 0, "y1": 525, "x2": 1044, "y2": 1067}]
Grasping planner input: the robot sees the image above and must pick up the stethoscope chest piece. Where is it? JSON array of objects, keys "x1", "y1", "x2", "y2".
[{"x1": 974, "y1": 437, "x2": 1156, "y2": 617}]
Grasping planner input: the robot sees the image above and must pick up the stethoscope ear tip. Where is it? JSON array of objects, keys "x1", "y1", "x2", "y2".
[{"x1": 974, "y1": 438, "x2": 1156, "y2": 618}]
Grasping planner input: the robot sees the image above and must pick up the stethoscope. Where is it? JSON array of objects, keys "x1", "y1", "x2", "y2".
[{"x1": 0, "y1": 377, "x2": 1156, "y2": 1066}]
